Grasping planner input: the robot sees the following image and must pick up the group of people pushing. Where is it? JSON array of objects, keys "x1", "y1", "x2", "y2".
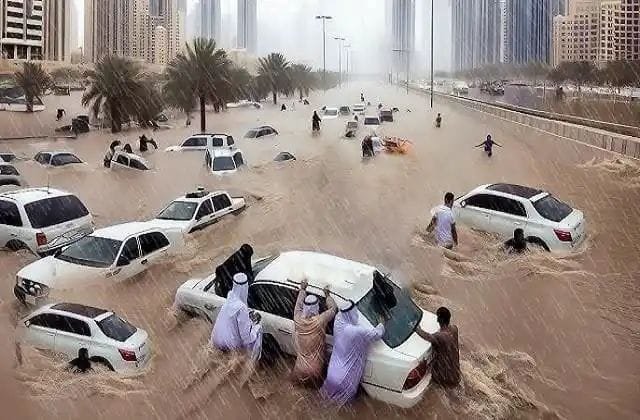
[{"x1": 102, "y1": 134, "x2": 158, "y2": 168}]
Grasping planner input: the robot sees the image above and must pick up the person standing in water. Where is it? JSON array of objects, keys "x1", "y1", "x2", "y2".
[
  {"x1": 435, "y1": 113, "x2": 442, "y2": 128},
  {"x1": 291, "y1": 279, "x2": 337, "y2": 387},
  {"x1": 312, "y1": 111, "x2": 321, "y2": 132},
  {"x1": 427, "y1": 192, "x2": 458, "y2": 249},
  {"x1": 504, "y1": 228, "x2": 528, "y2": 254},
  {"x1": 67, "y1": 348, "x2": 93, "y2": 373},
  {"x1": 475, "y1": 134, "x2": 502, "y2": 157},
  {"x1": 415, "y1": 307, "x2": 461, "y2": 388}
]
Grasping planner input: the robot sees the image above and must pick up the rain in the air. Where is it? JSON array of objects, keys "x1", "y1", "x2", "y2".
[{"x1": 0, "y1": 0, "x2": 638, "y2": 418}]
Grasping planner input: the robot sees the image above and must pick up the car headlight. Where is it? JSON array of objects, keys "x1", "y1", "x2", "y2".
[{"x1": 17, "y1": 277, "x2": 50, "y2": 297}]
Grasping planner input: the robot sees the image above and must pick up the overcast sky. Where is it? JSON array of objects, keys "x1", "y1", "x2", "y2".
[{"x1": 73, "y1": 0, "x2": 452, "y2": 72}]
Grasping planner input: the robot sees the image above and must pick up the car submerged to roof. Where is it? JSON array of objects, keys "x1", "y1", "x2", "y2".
[
  {"x1": 14, "y1": 222, "x2": 183, "y2": 305},
  {"x1": 244, "y1": 126, "x2": 278, "y2": 139},
  {"x1": 322, "y1": 107, "x2": 339, "y2": 119},
  {"x1": 174, "y1": 250, "x2": 439, "y2": 408},
  {"x1": 0, "y1": 187, "x2": 93, "y2": 256},
  {"x1": 165, "y1": 133, "x2": 236, "y2": 152},
  {"x1": 110, "y1": 151, "x2": 151, "y2": 171},
  {"x1": 364, "y1": 115, "x2": 381, "y2": 126},
  {"x1": 352, "y1": 104, "x2": 366, "y2": 114},
  {"x1": 0, "y1": 162, "x2": 24, "y2": 187},
  {"x1": 453, "y1": 183, "x2": 586, "y2": 252},
  {"x1": 34, "y1": 151, "x2": 83, "y2": 167},
  {"x1": 204, "y1": 148, "x2": 245, "y2": 175},
  {"x1": 17, "y1": 302, "x2": 151, "y2": 374},
  {"x1": 151, "y1": 187, "x2": 246, "y2": 234}
]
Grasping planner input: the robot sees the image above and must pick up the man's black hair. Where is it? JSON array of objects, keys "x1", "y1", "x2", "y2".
[
  {"x1": 436, "y1": 307, "x2": 451, "y2": 326},
  {"x1": 444, "y1": 192, "x2": 455, "y2": 203}
]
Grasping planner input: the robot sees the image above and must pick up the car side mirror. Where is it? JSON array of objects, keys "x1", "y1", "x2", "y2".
[
  {"x1": 24, "y1": 320, "x2": 31, "y2": 327},
  {"x1": 460, "y1": 200, "x2": 467, "y2": 208},
  {"x1": 117, "y1": 255, "x2": 131, "y2": 267}
]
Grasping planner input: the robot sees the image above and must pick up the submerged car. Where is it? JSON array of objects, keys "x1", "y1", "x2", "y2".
[
  {"x1": 165, "y1": 134, "x2": 236, "y2": 152},
  {"x1": 205, "y1": 148, "x2": 245, "y2": 175},
  {"x1": 364, "y1": 115, "x2": 381, "y2": 126},
  {"x1": 14, "y1": 222, "x2": 183, "y2": 305},
  {"x1": 110, "y1": 151, "x2": 151, "y2": 171},
  {"x1": 339, "y1": 106, "x2": 351, "y2": 116},
  {"x1": 151, "y1": 188, "x2": 246, "y2": 234},
  {"x1": 0, "y1": 152, "x2": 17, "y2": 162},
  {"x1": 17, "y1": 302, "x2": 151, "y2": 374},
  {"x1": 352, "y1": 104, "x2": 366, "y2": 115},
  {"x1": 0, "y1": 163, "x2": 24, "y2": 187},
  {"x1": 244, "y1": 126, "x2": 278, "y2": 139},
  {"x1": 34, "y1": 151, "x2": 83, "y2": 167},
  {"x1": 174, "y1": 250, "x2": 439, "y2": 408},
  {"x1": 379, "y1": 109, "x2": 394, "y2": 122},
  {"x1": 453, "y1": 183, "x2": 586, "y2": 252},
  {"x1": 323, "y1": 107, "x2": 339, "y2": 119}
]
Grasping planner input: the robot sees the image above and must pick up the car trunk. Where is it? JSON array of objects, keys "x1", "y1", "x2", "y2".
[
  {"x1": 392, "y1": 310, "x2": 439, "y2": 359},
  {"x1": 558, "y1": 209, "x2": 585, "y2": 245},
  {"x1": 122, "y1": 329, "x2": 151, "y2": 367}
]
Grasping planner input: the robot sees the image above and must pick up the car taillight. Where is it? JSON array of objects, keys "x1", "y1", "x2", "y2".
[
  {"x1": 36, "y1": 232, "x2": 47, "y2": 246},
  {"x1": 554, "y1": 229, "x2": 572, "y2": 242},
  {"x1": 119, "y1": 349, "x2": 137, "y2": 362},
  {"x1": 403, "y1": 358, "x2": 430, "y2": 390}
]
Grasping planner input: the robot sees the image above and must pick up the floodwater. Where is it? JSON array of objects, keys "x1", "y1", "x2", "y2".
[{"x1": 0, "y1": 82, "x2": 639, "y2": 420}]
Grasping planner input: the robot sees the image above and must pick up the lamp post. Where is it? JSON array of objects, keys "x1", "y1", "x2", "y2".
[
  {"x1": 430, "y1": 0, "x2": 434, "y2": 108},
  {"x1": 315, "y1": 15, "x2": 333, "y2": 90},
  {"x1": 392, "y1": 48, "x2": 410, "y2": 94},
  {"x1": 333, "y1": 36, "x2": 346, "y2": 87},
  {"x1": 344, "y1": 44, "x2": 351, "y2": 84}
]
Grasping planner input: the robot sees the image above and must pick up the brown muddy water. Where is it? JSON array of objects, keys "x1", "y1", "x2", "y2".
[{"x1": 0, "y1": 83, "x2": 638, "y2": 420}]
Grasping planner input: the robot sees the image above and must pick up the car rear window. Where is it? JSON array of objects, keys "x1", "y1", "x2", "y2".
[
  {"x1": 245, "y1": 130, "x2": 258, "y2": 138},
  {"x1": 25, "y1": 195, "x2": 89, "y2": 228},
  {"x1": 213, "y1": 156, "x2": 235, "y2": 171},
  {"x1": 0, "y1": 165, "x2": 19, "y2": 175},
  {"x1": 533, "y1": 194, "x2": 573, "y2": 222},
  {"x1": 97, "y1": 314, "x2": 137, "y2": 342},
  {"x1": 365, "y1": 117, "x2": 379, "y2": 125},
  {"x1": 212, "y1": 137, "x2": 224, "y2": 147},
  {"x1": 357, "y1": 273, "x2": 422, "y2": 348}
]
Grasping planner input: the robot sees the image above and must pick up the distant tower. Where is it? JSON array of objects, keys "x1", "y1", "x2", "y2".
[
  {"x1": 237, "y1": 0, "x2": 257, "y2": 54},
  {"x1": 391, "y1": 0, "x2": 416, "y2": 76},
  {"x1": 200, "y1": 0, "x2": 222, "y2": 43}
]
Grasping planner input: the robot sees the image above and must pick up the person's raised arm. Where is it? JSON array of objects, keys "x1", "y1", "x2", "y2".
[
  {"x1": 319, "y1": 286, "x2": 338, "y2": 326},
  {"x1": 237, "y1": 307, "x2": 259, "y2": 346},
  {"x1": 294, "y1": 279, "x2": 308, "y2": 320},
  {"x1": 475, "y1": 142, "x2": 485, "y2": 148},
  {"x1": 494, "y1": 142, "x2": 503, "y2": 147},
  {"x1": 415, "y1": 326, "x2": 436, "y2": 343}
]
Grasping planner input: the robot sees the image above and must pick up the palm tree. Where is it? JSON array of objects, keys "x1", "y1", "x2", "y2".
[
  {"x1": 82, "y1": 55, "x2": 151, "y2": 133},
  {"x1": 257, "y1": 53, "x2": 292, "y2": 105},
  {"x1": 165, "y1": 38, "x2": 233, "y2": 132},
  {"x1": 289, "y1": 63, "x2": 316, "y2": 100},
  {"x1": 14, "y1": 62, "x2": 52, "y2": 112}
]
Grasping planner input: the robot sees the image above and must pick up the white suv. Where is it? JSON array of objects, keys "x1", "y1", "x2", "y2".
[
  {"x1": 17, "y1": 302, "x2": 151, "y2": 374},
  {"x1": 453, "y1": 183, "x2": 586, "y2": 252},
  {"x1": 174, "y1": 250, "x2": 439, "y2": 408},
  {"x1": 0, "y1": 188, "x2": 93, "y2": 256},
  {"x1": 165, "y1": 133, "x2": 235, "y2": 152}
]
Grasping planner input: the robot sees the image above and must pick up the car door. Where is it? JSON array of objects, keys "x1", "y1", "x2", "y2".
[
  {"x1": 22, "y1": 313, "x2": 58, "y2": 351},
  {"x1": 109, "y1": 236, "x2": 145, "y2": 281},
  {"x1": 459, "y1": 193, "x2": 495, "y2": 231},
  {"x1": 0, "y1": 200, "x2": 26, "y2": 249},
  {"x1": 247, "y1": 283, "x2": 297, "y2": 354},
  {"x1": 211, "y1": 194, "x2": 233, "y2": 220},
  {"x1": 138, "y1": 231, "x2": 170, "y2": 266},
  {"x1": 191, "y1": 199, "x2": 215, "y2": 231},
  {"x1": 52, "y1": 315, "x2": 93, "y2": 360},
  {"x1": 490, "y1": 196, "x2": 528, "y2": 237}
]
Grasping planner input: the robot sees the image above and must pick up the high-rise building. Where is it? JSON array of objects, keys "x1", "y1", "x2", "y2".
[
  {"x1": 505, "y1": 0, "x2": 554, "y2": 64},
  {"x1": 43, "y1": 0, "x2": 71, "y2": 61},
  {"x1": 0, "y1": 0, "x2": 44, "y2": 60},
  {"x1": 150, "y1": 0, "x2": 164, "y2": 16},
  {"x1": 452, "y1": 0, "x2": 501, "y2": 72},
  {"x1": 615, "y1": 0, "x2": 640, "y2": 60},
  {"x1": 237, "y1": 0, "x2": 257, "y2": 54},
  {"x1": 391, "y1": 0, "x2": 415, "y2": 75},
  {"x1": 200, "y1": 0, "x2": 221, "y2": 43},
  {"x1": 153, "y1": 25, "x2": 168, "y2": 64}
]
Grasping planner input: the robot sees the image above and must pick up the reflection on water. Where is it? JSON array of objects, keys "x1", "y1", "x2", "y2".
[{"x1": 0, "y1": 82, "x2": 638, "y2": 419}]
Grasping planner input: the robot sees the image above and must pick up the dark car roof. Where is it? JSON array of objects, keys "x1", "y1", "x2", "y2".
[
  {"x1": 486, "y1": 183, "x2": 543, "y2": 199},
  {"x1": 51, "y1": 303, "x2": 109, "y2": 319}
]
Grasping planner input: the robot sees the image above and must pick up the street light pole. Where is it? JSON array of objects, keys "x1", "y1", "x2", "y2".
[
  {"x1": 344, "y1": 44, "x2": 351, "y2": 84},
  {"x1": 315, "y1": 15, "x2": 333, "y2": 90},
  {"x1": 430, "y1": 0, "x2": 434, "y2": 108},
  {"x1": 334, "y1": 36, "x2": 346, "y2": 87}
]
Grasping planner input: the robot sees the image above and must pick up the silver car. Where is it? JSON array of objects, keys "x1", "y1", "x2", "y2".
[{"x1": 0, "y1": 163, "x2": 24, "y2": 187}]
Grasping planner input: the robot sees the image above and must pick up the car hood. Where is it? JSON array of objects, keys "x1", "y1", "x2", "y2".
[
  {"x1": 17, "y1": 256, "x2": 104, "y2": 289},
  {"x1": 149, "y1": 218, "x2": 191, "y2": 233},
  {"x1": 392, "y1": 310, "x2": 439, "y2": 359}
]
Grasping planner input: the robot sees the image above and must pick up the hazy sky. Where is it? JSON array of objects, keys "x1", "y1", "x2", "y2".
[{"x1": 74, "y1": 0, "x2": 452, "y2": 72}]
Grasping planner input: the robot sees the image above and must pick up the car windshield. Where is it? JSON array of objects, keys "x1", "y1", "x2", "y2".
[
  {"x1": 245, "y1": 130, "x2": 258, "y2": 138},
  {"x1": 357, "y1": 273, "x2": 422, "y2": 348},
  {"x1": 156, "y1": 201, "x2": 197, "y2": 221},
  {"x1": 51, "y1": 153, "x2": 82, "y2": 166},
  {"x1": 533, "y1": 194, "x2": 573, "y2": 222},
  {"x1": 56, "y1": 236, "x2": 122, "y2": 268},
  {"x1": 365, "y1": 118, "x2": 379, "y2": 125},
  {"x1": 25, "y1": 195, "x2": 89, "y2": 229},
  {"x1": 212, "y1": 156, "x2": 236, "y2": 171},
  {"x1": 97, "y1": 314, "x2": 137, "y2": 342},
  {"x1": 325, "y1": 109, "x2": 338, "y2": 116}
]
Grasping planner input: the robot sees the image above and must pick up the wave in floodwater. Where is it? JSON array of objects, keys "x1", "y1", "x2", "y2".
[{"x1": 578, "y1": 157, "x2": 640, "y2": 188}]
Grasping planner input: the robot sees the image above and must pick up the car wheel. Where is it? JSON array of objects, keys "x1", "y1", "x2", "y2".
[
  {"x1": 6, "y1": 240, "x2": 29, "y2": 252},
  {"x1": 90, "y1": 356, "x2": 115, "y2": 371},
  {"x1": 261, "y1": 333, "x2": 285, "y2": 365},
  {"x1": 528, "y1": 237, "x2": 550, "y2": 252}
]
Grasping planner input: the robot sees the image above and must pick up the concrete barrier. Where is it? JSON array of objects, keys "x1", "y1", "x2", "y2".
[{"x1": 413, "y1": 86, "x2": 640, "y2": 159}]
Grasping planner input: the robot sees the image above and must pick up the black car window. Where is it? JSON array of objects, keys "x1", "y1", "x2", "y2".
[
  {"x1": 57, "y1": 315, "x2": 91, "y2": 336},
  {"x1": 97, "y1": 314, "x2": 137, "y2": 342},
  {"x1": 183, "y1": 137, "x2": 207, "y2": 147},
  {"x1": 212, "y1": 137, "x2": 224, "y2": 147},
  {"x1": 465, "y1": 194, "x2": 498, "y2": 211},
  {"x1": 196, "y1": 199, "x2": 214, "y2": 219},
  {"x1": 27, "y1": 313, "x2": 58, "y2": 329},
  {"x1": 24, "y1": 195, "x2": 89, "y2": 229},
  {"x1": 35, "y1": 153, "x2": 51, "y2": 164},
  {"x1": 212, "y1": 156, "x2": 235, "y2": 171},
  {"x1": 233, "y1": 152, "x2": 244, "y2": 167},
  {"x1": 212, "y1": 194, "x2": 232, "y2": 211},
  {"x1": 205, "y1": 150, "x2": 212, "y2": 168},
  {"x1": 51, "y1": 153, "x2": 82, "y2": 166},
  {"x1": 258, "y1": 129, "x2": 269, "y2": 137},
  {"x1": 129, "y1": 158, "x2": 148, "y2": 170},
  {"x1": 0, "y1": 200, "x2": 22, "y2": 226},
  {"x1": 115, "y1": 154, "x2": 129, "y2": 165},
  {"x1": 139, "y1": 232, "x2": 170, "y2": 256},
  {"x1": 533, "y1": 195, "x2": 573, "y2": 222},
  {"x1": 121, "y1": 237, "x2": 140, "y2": 260},
  {"x1": 492, "y1": 196, "x2": 527, "y2": 217},
  {"x1": 228, "y1": 137, "x2": 235, "y2": 146},
  {"x1": 248, "y1": 284, "x2": 297, "y2": 320},
  {"x1": 0, "y1": 165, "x2": 19, "y2": 175}
]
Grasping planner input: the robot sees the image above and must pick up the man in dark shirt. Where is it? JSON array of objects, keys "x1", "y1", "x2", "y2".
[
  {"x1": 416, "y1": 307, "x2": 461, "y2": 387},
  {"x1": 67, "y1": 348, "x2": 92, "y2": 373},
  {"x1": 504, "y1": 228, "x2": 528, "y2": 254}
]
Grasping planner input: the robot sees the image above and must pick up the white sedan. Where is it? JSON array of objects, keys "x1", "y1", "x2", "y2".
[
  {"x1": 165, "y1": 133, "x2": 236, "y2": 152},
  {"x1": 151, "y1": 188, "x2": 246, "y2": 234},
  {"x1": 17, "y1": 302, "x2": 151, "y2": 374},
  {"x1": 322, "y1": 107, "x2": 339, "y2": 119},
  {"x1": 453, "y1": 183, "x2": 586, "y2": 252},
  {"x1": 174, "y1": 250, "x2": 438, "y2": 408},
  {"x1": 14, "y1": 222, "x2": 183, "y2": 305}
]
